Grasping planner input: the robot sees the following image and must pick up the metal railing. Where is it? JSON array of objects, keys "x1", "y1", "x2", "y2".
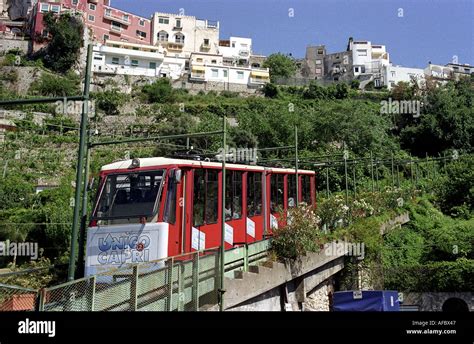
[{"x1": 29, "y1": 239, "x2": 271, "y2": 312}]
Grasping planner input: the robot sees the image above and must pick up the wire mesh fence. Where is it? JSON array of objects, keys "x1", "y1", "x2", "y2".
[
  {"x1": 38, "y1": 247, "x2": 221, "y2": 312},
  {"x1": 0, "y1": 284, "x2": 38, "y2": 311}
]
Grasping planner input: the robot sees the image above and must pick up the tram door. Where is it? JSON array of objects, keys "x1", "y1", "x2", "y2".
[
  {"x1": 245, "y1": 171, "x2": 264, "y2": 242},
  {"x1": 269, "y1": 173, "x2": 287, "y2": 233},
  {"x1": 223, "y1": 170, "x2": 246, "y2": 248},
  {"x1": 188, "y1": 168, "x2": 221, "y2": 252}
]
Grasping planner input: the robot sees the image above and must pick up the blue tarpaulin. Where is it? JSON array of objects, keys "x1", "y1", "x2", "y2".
[{"x1": 333, "y1": 290, "x2": 400, "y2": 311}]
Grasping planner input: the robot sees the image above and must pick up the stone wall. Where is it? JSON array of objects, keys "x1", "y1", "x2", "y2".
[
  {"x1": 0, "y1": 38, "x2": 30, "y2": 55},
  {"x1": 0, "y1": 66, "x2": 43, "y2": 94},
  {"x1": 303, "y1": 278, "x2": 335, "y2": 311},
  {"x1": 402, "y1": 292, "x2": 472, "y2": 312}
]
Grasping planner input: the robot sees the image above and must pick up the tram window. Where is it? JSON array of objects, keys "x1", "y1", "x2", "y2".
[
  {"x1": 247, "y1": 172, "x2": 262, "y2": 216},
  {"x1": 193, "y1": 169, "x2": 219, "y2": 227},
  {"x1": 270, "y1": 174, "x2": 284, "y2": 212},
  {"x1": 163, "y1": 173, "x2": 177, "y2": 224},
  {"x1": 288, "y1": 174, "x2": 297, "y2": 207},
  {"x1": 205, "y1": 170, "x2": 218, "y2": 224},
  {"x1": 225, "y1": 170, "x2": 242, "y2": 221},
  {"x1": 93, "y1": 170, "x2": 164, "y2": 220},
  {"x1": 193, "y1": 169, "x2": 205, "y2": 226},
  {"x1": 302, "y1": 175, "x2": 312, "y2": 204}
]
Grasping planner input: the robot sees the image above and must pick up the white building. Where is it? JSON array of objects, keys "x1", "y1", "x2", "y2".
[
  {"x1": 92, "y1": 41, "x2": 164, "y2": 77},
  {"x1": 445, "y1": 63, "x2": 473, "y2": 80},
  {"x1": 382, "y1": 65, "x2": 425, "y2": 89},
  {"x1": 350, "y1": 40, "x2": 390, "y2": 77},
  {"x1": 151, "y1": 12, "x2": 220, "y2": 57},
  {"x1": 218, "y1": 37, "x2": 252, "y2": 65},
  {"x1": 189, "y1": 52, "x2": 269, "y2": 86},
  {"x1": 424, "y1": 63, "x2": 454, "y2": 83}
]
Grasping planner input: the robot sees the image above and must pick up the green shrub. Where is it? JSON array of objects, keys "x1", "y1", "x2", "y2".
[
  {"x1": 29, "y1": 71, "x2": 80, "y2": 97},
  {"x1": 142, "y1": 78, "x2": 173, "y2": 103}
]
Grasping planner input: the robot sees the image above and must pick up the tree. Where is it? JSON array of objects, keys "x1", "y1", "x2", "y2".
[
  {"x1": 142, "y1": 78, "x2": 173, "y2": 103},
  {"x1": 262, "y1": 83, "x2": 279, "y2": 98},
  {"x1": 41, "y1": 13, "x2": 83, "y2": 73},
  {"x1": 263, "y1": 53, "x2": 297, "y2": 82},
  {"x1": 93, "y1": 89, "x2": 128, "y2": 116}
]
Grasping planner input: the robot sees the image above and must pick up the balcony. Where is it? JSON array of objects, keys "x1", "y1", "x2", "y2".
[
  {"x1": 239, "y1": 50, "x2": 250, "y2": 58},
  {"x1": 167, "y1": 42, "x2": 184, "y2": 51},
  {"x1": 201, "y1": 42, "x2": 211, "y2": 51},
  {"x1": 110, "y1": 25, "x2": 122, "y2": 34},
  {"x1": 104, "y1": 12, "x2": 131, "y2": 26},
  {"x1": 98, "y1": 45, "x2": 164, "y2": 61},
  {"x1": 172, "y1": 26, "x2": 183, "y2": 31}
]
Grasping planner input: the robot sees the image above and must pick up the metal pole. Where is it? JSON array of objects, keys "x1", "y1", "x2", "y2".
[
  {"x1": 344, "y1": 144, "x2": 349, "y2": 207},
  {"x1": 352, "y1": 161, "x2": 357, "y2": 196},
  {"x1": 370, "y1": 151, "x2": 374, "y2": 193},
  {"x1": 391, "y1": 152, "x2": 395, "y2": 188},
  {"x1": 219, "y1": 116, "x2": 227, "y2": 312},
  {"x1": 326, "y1": 163, "x2": 329, "y2": 198},
  {"x1": 295, "y1": 125, "x2": 299, "y2": 206},
  {"x1": 77, "y1": 140, "x2": 91, "y2": 278},
  {"x1": 68, "y1": 44, "x2": 93, "y2": 281}
]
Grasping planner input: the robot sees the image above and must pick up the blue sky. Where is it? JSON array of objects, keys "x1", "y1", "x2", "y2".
[{"x1": 112, "y1": 0, "x2": 473, "y2": 69}]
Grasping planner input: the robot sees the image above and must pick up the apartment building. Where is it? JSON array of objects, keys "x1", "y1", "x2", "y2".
[
  {"x1": 424, "y1": 63, "x2": 454, "y2": 83},
  {"x1": 151, "y1": 12, "x2": 219, "y2": 57},
  {"x1": 92, "y1": 40, "x2": 164, "y2": 77},
  {"x1": 30, "y1": 0, "x2": 152, "y2": 51},
  {"x1": 218, "y1": 36, "x2": 252, "y2": 65},
  {"x1": 445, "y1": 63, "x2": 473, "y2": 80},
  {"x1": 381, "y1": 65, "x2": 425, "y2": 89},
  {"x1": 189, "y1": 51, "x2": 269, "y2": 86}
]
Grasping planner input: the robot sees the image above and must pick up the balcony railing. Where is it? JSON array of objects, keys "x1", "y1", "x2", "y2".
[
  {"x1": 201, "y1": 43, "x2": 211, "y2": 50},
  {"x1": 110, "y1": 25, "x2": 122, "y2": 33},
  {"x1": 104, "y1": 12, "x2": 131, "y2": 25},
  {"x1": 190, "y1": 73, "x2": 205, "y2": 80},
  {"x1": 249, "y1": 77, "x2": 269, "y2": 85}
]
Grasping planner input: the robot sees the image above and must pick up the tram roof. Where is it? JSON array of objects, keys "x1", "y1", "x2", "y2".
[{"x1": 101, "y1": 157, "x2": 315, "y2": 174}]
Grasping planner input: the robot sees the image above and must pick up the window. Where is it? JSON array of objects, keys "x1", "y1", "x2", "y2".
[
  {"x1": 196, "y1": 58, "x2": 203, "y2": 63},
  {"x1": 354, "y1": 67, "x2": 359, "y2": 73},
  {"x1": 271, "y1": 174, "x2": 284, "y2": 212},
  {"x1": 231, "y1": 42, "x2": 236, "y2": 48},
  {"x1": 203, "y1": 38, "x2": 209, "y2": 46},
  {"x1": 139, "y1": 19, "x2": 145, "y2": 26},
  {"x1": 236, "y1": 71, "x2": 244, "y2": 79},
  {"x1": 163, "y1": 171, "x2": 178, "y2": 224},
  {"x1": 247, "y1": 172, "x2": 262, "y2": 217},
  {"x1": 111, "y1": 21, "x2": 121, "y2": 31},
  {"x1": 157, "y1": 31, "x2": 169, "y2": 42},
  {"x1": 316, "y1": 68, "x2": 322, "y2": 74},
  {"x1": 302, "y1": 175, "x2": 312, "y2": 204},
  {"x1": 40, "y1": 4, "x2": 49, "y2": 13},
  {"x1": 175, "y1": 33, "x2": 185, "y2": 44},
  {"x1": 51, "y1": 4, "x2": 60, "y2": 13},
  {"x1": 72, "y1": 0, "x2": 78, "y2": 5},
  {"x1": 464, "y1": 68, "x2": 470, "y2": 73},
  {"x1": 223, "y1": 69, "x2": 228, "y2": 78},
  {"x1": 136, "y1": 30, "x2": 147, "y2": 38},
  {"x1": 112, "y1": 57, "x2": 119, "y2": 65},
  {"x1": 225, "y1": 171, "x2": 243, "y2": 221},
  {"x1": 103, "y1": 34, "x2": 110, "y2": 41},
  {"x1": 317, "y1": 49, "x2": 324, "y2": 55},
  {"x1": 123, "y1": 14, "x2": 129, "y2": 22},
  {"x1": 316, "y1": 59, "x2": 322, "y2": 65},
  {"x1": 105, "y1": 8, "x2": 111, "y2": 16},
  {"x1": 211, "y1": 59, "x2": 217, "y2": 64},
  {"x1": 89, "y1": 3, "x2": 96, "y2": 10},
  {"x1": 193, "y1": 169, "x2": 218, "y2": 226},
  {"x1": 88, "y1": 14, "x2": 95, "y2": 22},
  {"x1": 131, "y1": 59, "x2": 139, "y2": 67},
  {"x1": 391, "y1": 71, "x2": 396, "y2": 77},
  {"x1": 41, "y1": 29, "x2": 49, "y2": 38},
  {"x1": 211, "y1": 69, "x2": 219, "y2": 77},
  {"x1": 158, "y1": 17, "x2": 169, "y2": 24},
  {"x1": 288, "y1": 174, "x2": 296, "y2": 207},
  {"x1": 357, "y1": 49, "x2": 367, "y2": 57},
  {"x1": 149, "y1": 62, "x2": 157, "y2": 69},
  {"x1": 175, "y1": 19, "x2": 181, "y2": 28},
  {"x1": 93, "y1": 170, "x2": 165, "y2": 220}
]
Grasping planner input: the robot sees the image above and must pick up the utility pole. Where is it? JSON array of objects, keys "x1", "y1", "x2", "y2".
[
  {"x1": 219, "y1": 116, "x2": 227, "y2": 312},
  {"x1": 68, "y1": 44, "x2": 93, "y2": 281},
  {"x1": 295, "y1": 125, "x2": 299, "y2": 206}
]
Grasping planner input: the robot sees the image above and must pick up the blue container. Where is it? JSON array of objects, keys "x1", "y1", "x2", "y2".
[{"x1": 333, "y1": 290, "x2": 400, "y2": 311}]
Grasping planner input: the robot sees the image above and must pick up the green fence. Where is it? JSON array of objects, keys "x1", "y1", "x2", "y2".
[{"x1": 34, "y1": 239, "x2": 271, "y2": 312}]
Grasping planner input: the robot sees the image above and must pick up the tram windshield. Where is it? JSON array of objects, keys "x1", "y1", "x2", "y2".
[{"x1": 93, "y1": 170, "x2": 165, "y2": 220}]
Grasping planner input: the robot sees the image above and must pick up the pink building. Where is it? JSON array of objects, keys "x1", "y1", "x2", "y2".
[{"x1": 30, "y1": 0, "x2": 152, "y2": 51}]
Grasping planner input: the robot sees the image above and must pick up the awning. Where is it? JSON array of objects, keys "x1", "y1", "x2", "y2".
[
  {"x1": 192, "y1": 65, "x2": 206, "y2": 72},
  {"x1": 251, "y1": 70, "x2": 269, "y2": 78}
]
